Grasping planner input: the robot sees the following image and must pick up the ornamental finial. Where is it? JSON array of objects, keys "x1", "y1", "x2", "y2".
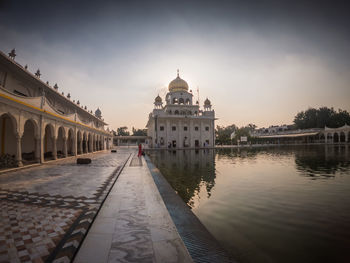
[{"x1": 177, "y1": 69, "x2": 179, "y2": 77}]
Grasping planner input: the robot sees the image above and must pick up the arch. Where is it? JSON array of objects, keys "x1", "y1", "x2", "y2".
[
  {"x1": 174, "y1": 110, "x2": 179, "y2": 115},
  {"x1": 319, "y1": 133, "x2": 325, "y2": 143},
  {"x1": 44, "y1": 123, "x2": 55, "y2": 160},
  {"x1": 56, "y1": 126, "x2": 66, "y2": 158},
  {"x1": 67, "y1": 128, "x2": 74, "y2": 156},
  {"x1": 21, "y1": 119, "x2": 38, "y2": 163},
  {"x1": 185, "y1": 98, "x2": 190, "y2": 105},
  {"x1": 172, "y1": 98, "x2": 178, "y2": 104},
  {"x1": 327, "y1": 133, "x2": 332, "y2": 143},
  {"x1": 98, "y1": 135, "x2": 102, "y2": 150},
  {"x1": 179, "y1": 98, "x2": 184, "y2": 104},
  {"x1": 0, "y1": 113, "x2": 18, "y2": 168},
  {"x1": 340, "y1": 132, "x2": 346, "y2": 143},
  {"x1": 83, "y1": 131, "x2": 87, "y2": 153},
  {"x1": 333, "y1": 132, "x2": 339, "y2": 143},
  {"x1": 77, "y1": 130, "x2": 82, "y2": 154},
  {"x1": 88, "y1": 133, "x2": 92, "y2": 152}
]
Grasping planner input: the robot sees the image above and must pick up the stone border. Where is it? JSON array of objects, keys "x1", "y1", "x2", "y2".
[{"x1": 144, "y1": 155, "x2": 235, "y2": 263}]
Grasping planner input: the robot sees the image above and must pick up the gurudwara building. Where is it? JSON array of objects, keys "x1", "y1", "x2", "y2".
[
  {"x1": 0, "y1": 49, "x2": 113, "y2": 168},
  {"x1": 146, "y1": 71, "x2": 215, "y2": 148}
]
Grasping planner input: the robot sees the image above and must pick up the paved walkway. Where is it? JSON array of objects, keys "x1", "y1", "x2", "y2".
[
  {"x1": 74, "y1": 153, "x2": 193, "y2": 263},
  {"x1": 0, "y1": 149, "x2": 131, "y2": 263}
]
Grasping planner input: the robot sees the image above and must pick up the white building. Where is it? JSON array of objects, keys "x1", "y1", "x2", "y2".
[
  {"x1": 146, "y1": 71, "x2": 215, "y2": 148},
  {"x1": 0, "y1": 49, "x2": 113, "y2": 168}
]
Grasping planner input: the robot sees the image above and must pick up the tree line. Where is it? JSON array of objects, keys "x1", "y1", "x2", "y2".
[
  {"x1": 216, "y1": 107, "x2": 350, "y2": 144},
  {"x1": 293, "y1": 107, "x2": 350, "y2": 129},
  {"x1": 113, "y1": 126, "x2": 147, "y2": 136}
]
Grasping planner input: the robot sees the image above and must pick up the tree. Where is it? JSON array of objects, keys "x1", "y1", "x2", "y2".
[
  {"x1": 215, "y1": 124, "x2": 237, "y2": 145},
  {"x1": 116, "y1": 126, "x2": 130, "y2": 136},
  {"x1": 132, "y1": 127, "x2": 147, "y2": 136},
  {"x1": 294, "y1": 107, "x2": 350, "y2": 129}
]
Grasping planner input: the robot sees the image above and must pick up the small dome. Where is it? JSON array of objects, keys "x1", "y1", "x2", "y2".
[
  {"x1": 155, "y1": 95, "x2": 162, "y2": 103},
  {"x1": 204, "y1": 98, "x2": 211, "y2": 106},
  {"x1": 168, "y1": 70, "x2": 189, "y2": 92},
  {"x1": 95, "y1": 108, "x2": 102, "y2": 118}
]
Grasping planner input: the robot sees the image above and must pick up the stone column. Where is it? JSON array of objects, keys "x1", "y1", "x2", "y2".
[
  {"x1": 34, "y1": 137, "x2": 41, "y2": 162},
  {"x1": 63, "y1": 138, "x2": 68, "y2": 157},
  {"x1": 52, "y1": 136, "x2": 57, "y2": 159},
  {"x1": 15, "y1": 133, "x2": 23, "y2": 167}
]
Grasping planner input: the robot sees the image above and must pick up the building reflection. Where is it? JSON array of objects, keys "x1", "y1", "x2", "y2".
[
  {"x1": 147, "y1": 149, "x2": 216, "y2": 207},
  {"x1": 294, "y1": 145, "x2": 350, "y2": 178}
]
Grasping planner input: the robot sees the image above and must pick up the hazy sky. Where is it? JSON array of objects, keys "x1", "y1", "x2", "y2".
[{"x1": 1, "y1": 0, "x2": 349, "y2": 130}]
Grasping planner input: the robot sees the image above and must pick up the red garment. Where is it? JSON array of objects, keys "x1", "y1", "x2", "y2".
[{"x1": 138, "y1": 144, "x2": 142, "y2": 157}]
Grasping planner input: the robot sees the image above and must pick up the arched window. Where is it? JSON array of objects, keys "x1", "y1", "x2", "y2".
[
  {"x1": 179, "y1": 98, "x2": 184, "y2": 104},
  {"x1": 185, "y1": 98, "x2": 190, "y2": 104},
  {"x1": 172, "y1": 98, "x2": 178, "y2": 104},
  {"x1": 174, "y1": 110, "x2": 179, "y2": 115}
]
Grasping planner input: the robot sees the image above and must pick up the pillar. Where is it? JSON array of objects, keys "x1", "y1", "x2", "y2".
[
  {"x1": 15, "y1": 133, "x2": 23, "y2": 167},
  {"x1": 52, "y1": 136, "x2": 57, "y2": 160}
]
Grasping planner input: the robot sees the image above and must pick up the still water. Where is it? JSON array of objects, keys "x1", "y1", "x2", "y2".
[{"x1": 147, "y1": 145, "x2": 350, "y2": 263}]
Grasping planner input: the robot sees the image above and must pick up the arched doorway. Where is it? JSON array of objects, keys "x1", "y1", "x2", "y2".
[
  {"x1": 319, "y1": 133, "x2": 325, "y2": 143},
  {"x1": 67, "y1": 129, "x2": 74, "y2": 156},
  {"x1": 327, "y1": 133, "x2": 332, "y2": 143},
  {"x1": 83, "y1": 132, "x2": 87, "y2": 153},
  {"x1": 77, "y1": 130, "x2": 82, "y2": 154},
  {"x1": 88, "y1": 133, "x2": 92, "y2": 152},
  {"x1": 21, "y1": 119, "x2": 38, "y2": 164},
  {"x1": 333, "y1": 133, "x2": 339, "y2": 143},
  {"x1": 0, "y1": 113, "x2": 18, "y2": 168},
  {"x1": 44, "y1": 124, "x2": 55, "y2": 160},
  {"x1": 57, "y1": 127, "x2": 66, "y2": 158},
  {"x1": 340, "y1": 132, "x2": 346, "y2": 143},
  {"x1": 99, "y1": 136, "x2": 102, "y2": 150}
]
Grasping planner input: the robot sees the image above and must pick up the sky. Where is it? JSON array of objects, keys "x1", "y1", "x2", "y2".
[{"x1": 0, "y1": 0, "x2": 349, "y2": 130}]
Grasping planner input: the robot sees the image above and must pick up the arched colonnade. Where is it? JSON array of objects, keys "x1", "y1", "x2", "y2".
[{"x1": 0, "y1": 112, "x2": 112, "y2": 167}]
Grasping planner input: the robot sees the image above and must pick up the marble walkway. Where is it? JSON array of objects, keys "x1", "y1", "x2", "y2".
[
  {"x1": 0, "y1": 149, "x2": 131, "y2": 263},
  {"x1": 74, "y1": 154, "x2": 193, "y2": 263}
]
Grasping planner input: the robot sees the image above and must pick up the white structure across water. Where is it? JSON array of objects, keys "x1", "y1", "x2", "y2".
[
  {"x1": 0, "y1": 49, "x2": 113, "y2": 168},
  {"x1": 146, "y1": 71, "x2": 215, "y2": 148}
]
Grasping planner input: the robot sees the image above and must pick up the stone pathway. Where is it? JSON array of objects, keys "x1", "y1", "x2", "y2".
[
  {"x1": 74, "y1": 153, "x2": 193, "y2": 263},
  {"x1": 0, "y1": 149, "x2": 131, "y2": 263}
]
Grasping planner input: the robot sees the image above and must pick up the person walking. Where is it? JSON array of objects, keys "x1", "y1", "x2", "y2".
[{"x1": 138, "y1": 143, "x2": 142, "y2": 157}]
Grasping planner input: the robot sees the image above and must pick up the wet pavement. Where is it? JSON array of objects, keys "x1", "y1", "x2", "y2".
[{"x1": 0, "y1": 149, "x2": 131, "y2": 263}]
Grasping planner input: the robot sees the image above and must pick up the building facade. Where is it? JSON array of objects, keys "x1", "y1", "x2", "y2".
[
  {"x1": 0, "y1": 49, "x2": 113, "y2": 168},
  {"x1": 146, "y1": 72, "x2": 215, "y2": 148}
]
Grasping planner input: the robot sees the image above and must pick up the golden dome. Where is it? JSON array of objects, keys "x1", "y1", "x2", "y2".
[{"x1": 168, "y1": 70, "x2": 189, "y2": 92}]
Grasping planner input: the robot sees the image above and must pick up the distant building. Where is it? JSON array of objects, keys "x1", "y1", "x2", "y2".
[
  {"x1": 0, "y1": 49, "x2": 113, "y2": 167},
  {"x1": 146, "y1": 71, "x2": 215, "y2": 148}
]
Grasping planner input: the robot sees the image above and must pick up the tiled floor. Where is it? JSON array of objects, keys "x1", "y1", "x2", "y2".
[{"x1": 0, "y1": 150, "x2": 131, "y2": 263}]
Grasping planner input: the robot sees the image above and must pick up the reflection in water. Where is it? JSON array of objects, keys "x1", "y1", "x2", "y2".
[
  {"x1": 147, "y1": 146, "x2": 350, "y2": 263},
  {"x1": 148, "y1": 149, "x2": 216, "y2": 207}
]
